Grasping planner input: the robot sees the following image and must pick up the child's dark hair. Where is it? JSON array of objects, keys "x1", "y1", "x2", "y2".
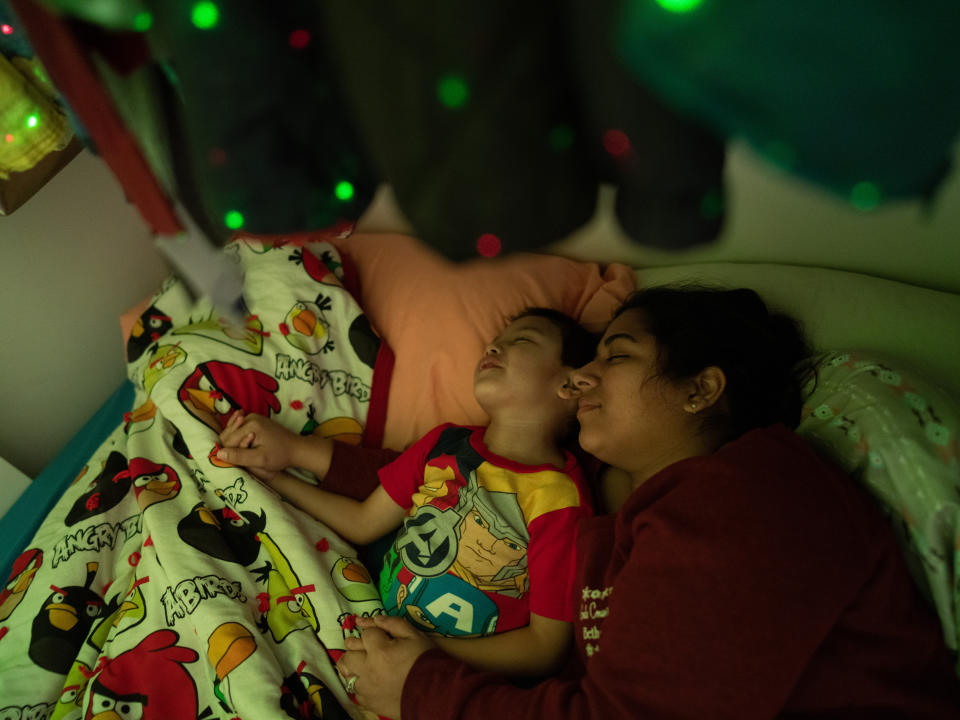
[
  {"x1": 614, "y1": 285, "x2": 817, "y2": 439},
  {"x1": 513, "y1": 307, "x2": 596, "y2": 368}
]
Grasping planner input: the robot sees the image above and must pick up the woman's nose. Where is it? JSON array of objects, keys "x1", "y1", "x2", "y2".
[{"x1": 558, "y1": 365, "x2": 598, "y2": 399}]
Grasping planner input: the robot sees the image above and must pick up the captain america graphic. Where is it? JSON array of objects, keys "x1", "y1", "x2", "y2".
[{"x1": 380, "y1": 433, "x2": 531, "y2": 636}]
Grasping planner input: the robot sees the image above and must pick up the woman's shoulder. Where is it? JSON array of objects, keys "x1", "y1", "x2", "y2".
[
  {"x1": 629, "y1": 424, "x2": 889, "y2": 555},
  {"x1": 712, "y1": 423, "x2": 845, "y2": 486}
]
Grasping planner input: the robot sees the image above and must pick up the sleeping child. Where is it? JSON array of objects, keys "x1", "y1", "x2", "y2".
[{"x1": 216, "y1": 308, "x2": 595, "y2": 677}]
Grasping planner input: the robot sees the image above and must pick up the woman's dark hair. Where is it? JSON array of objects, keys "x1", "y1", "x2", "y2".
[
  {"x1": 614, "y1": 285, "x2": 817, "y2": 439},
  {"x1": 513, "y1": 307, "x2": 597, "y2": 368}
]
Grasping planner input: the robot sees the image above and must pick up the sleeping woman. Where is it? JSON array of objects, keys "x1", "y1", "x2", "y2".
[{"x1": 335, "y1": 287, "x2": 960, "y2": 719}]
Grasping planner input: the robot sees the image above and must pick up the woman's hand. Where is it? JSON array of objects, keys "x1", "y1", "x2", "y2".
[
  {"x1": 337, "y1": 615, "x2": 436, "y2": 719},
  {"x1": 217, "y1": 412, "x2": 300, "y2": 480}
]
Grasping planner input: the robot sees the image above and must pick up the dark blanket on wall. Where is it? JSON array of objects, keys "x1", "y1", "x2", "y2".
[{"x1": 10, "y1": 0, "x2": 960, "y2": 258}]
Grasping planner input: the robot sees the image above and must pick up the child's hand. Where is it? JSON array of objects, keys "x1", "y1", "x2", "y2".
[{"x1": 217, "y1": 412, "x2": 299, "y2": 481}]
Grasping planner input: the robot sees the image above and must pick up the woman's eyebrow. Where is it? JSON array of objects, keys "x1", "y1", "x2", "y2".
[{"x1": 603, "y1": 332, "x2": 637, "y2": 347}]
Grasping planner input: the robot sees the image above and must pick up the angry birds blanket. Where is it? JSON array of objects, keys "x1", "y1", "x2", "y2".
[{"x1": 0, "y1": 239, "x2": 390, "y2": 720}]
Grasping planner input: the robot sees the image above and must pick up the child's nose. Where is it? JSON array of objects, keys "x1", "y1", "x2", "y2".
[
  {"x1": 557, "y1": 380, "x2": 579, "y2": 400},
  {"x1": 484, "y1": 343, "x2": 501, "y2": 356},
  {"x1": 567, "y1": 365, "x2": 599, "y2": 393}
]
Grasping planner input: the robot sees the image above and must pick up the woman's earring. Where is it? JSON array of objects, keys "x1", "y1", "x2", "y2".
[{"x1": 688, "y1": 401, "x2": 698, "y2": 413}]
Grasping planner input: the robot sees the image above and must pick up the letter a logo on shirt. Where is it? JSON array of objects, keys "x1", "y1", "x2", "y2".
[{"x1": 425, "y1": 593, "x2": 474, "y2": 634}]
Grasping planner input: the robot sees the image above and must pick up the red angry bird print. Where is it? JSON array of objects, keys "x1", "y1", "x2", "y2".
[
  {"x1": 0, "y1": 548, "x2": 42, "y2": 621},
  {"x1": 178, "y1": 361, "x2": 280, "y2": 433},
  {"x1": 127, "y1": 457, "x2": 182, "y2": 511},
  {"x1": 288, "y1": 246, "x2": 342, "y2": 285},
  {"x1": 86, "y1": 629, "x2": 198, "y2": 720}
]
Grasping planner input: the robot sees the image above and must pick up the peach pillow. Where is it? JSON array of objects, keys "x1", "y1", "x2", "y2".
[{"x1": 332, "y1": 233, "x2": 636, "y2": 451}]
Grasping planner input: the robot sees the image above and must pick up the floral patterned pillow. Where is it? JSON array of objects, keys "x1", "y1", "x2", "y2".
[{"x1": 797, "y1": 351, "x2": 960, "y2": 666}]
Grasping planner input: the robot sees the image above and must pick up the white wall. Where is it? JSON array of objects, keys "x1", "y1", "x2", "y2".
[
  {"x1": 555, "y1": 140, "x2": 960, "y2": 295},
  {"x1": 1, "y1": 137, "x2": 959, "y2": 477},
  {"x1": 0, "y1": 150, "x2": 169, "y2": 477}
]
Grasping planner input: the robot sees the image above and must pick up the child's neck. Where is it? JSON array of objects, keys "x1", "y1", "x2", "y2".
[{"x1": 482, "y1": 418, "x2": 567, "y2": 469}]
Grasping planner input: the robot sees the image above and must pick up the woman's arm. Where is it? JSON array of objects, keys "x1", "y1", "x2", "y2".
[
  {"x1": 337, "y1": 615, "x2": 591, "y2": 720},
  {"x1": 432, "y1": 614, "x2": 570, "y2": 677},
  {"x1": 261, "y1": 475, "x2": 405, "y2": 545}
]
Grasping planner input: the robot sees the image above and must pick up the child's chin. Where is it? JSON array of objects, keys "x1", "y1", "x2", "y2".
[{"x1": 473, "y1": 383, "x2": 508, "y2": 411}]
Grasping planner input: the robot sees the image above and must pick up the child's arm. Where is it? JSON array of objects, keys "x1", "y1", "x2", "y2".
[
  {"x1": 258, "y1": 474, "x2": 406, "y2": 545},
  {"x1": 431, "y1": 613, "x2": 571, "y2": 677},
  {"x1": 217, "y1": 412, "x2": 334, "y2": 481}
]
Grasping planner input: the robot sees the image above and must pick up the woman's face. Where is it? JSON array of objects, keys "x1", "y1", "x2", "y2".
[{"x1": 568, "y1": 309, "x2": 691, "y2": 474}]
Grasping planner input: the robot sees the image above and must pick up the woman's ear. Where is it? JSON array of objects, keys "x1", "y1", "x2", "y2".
[{"x1": 685, "y1": 366, "x2": 727, "y2": 413}]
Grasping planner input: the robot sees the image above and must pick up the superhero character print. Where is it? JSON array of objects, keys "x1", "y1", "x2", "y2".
[{"x1": 381, "y1": 430, "x2": 532, "y2": 637}]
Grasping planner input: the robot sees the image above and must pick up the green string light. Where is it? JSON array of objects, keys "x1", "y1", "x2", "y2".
[
  {"x1": 224, "y1": 210, "x2": 245, "y2": 229},
  {"x1": 656, "y1": 0, "x2": 704, "y2": 12},
  {"x1": 133, "y1": 12, "x2": 153, "y2": 31},
  {"x1": 334, "y1": 181, "x2": 355, "y2": 202},
  {"x1": 850, "y1": 182, "x2": 881, "y2": 211},
  {"x1": 437, "y1": 74, "x2": 470, "y2": 109},
  {"x1": 548, "y1": 125, "x2": 574, "y2": 152},
  {"x1": 26, "y1": 114, "x2": 38, "y2": 129},
  {"x1": 699, "y1": 189, "x2": 724, "y2": 220},
  {"x1": 192, "y1": 1, "x2": 220, "y2": 29}
]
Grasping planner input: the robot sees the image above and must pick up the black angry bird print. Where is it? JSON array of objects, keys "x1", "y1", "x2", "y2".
[
  {"x1": 29, "y1": 562, "x2": 104, "y2": 674},
  {"x1": 348, "y1": 314, "x2": 380, "y2": 369},
  {"x1": 279, "y1": 668, "x2": 351, "y2": 720},
  {"x1": 127, "y1": 304, "x2": 173, "y2": 362},
  {"x1": 177, "y1": 503, "x2": 267, "y2": 565},
  {"x1": 65, "y1": 451, "x2": 131, "y2": 527}
]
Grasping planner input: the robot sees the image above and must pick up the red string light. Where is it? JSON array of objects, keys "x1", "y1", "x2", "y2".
[
  {"x1": 476, "y1": 233, "x2": 501, "y2": 258},
  {"x1": 1, "y1": 24, "x2": 13, "y2": 35},
  {"x1": 289, "y1": 29, "x2": 310, "y2": 49},
  {"x1": 602, "y1": 129, "x2": 631, "y2": 157}
]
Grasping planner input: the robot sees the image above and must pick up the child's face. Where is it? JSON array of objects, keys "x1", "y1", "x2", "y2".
[{"x1": 473, "y1": 316, "x2": 575, "y2": 419}]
